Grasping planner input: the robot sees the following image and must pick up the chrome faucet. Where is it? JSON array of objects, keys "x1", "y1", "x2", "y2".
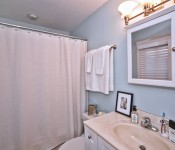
[{"x1": 141, "y1": 117, "x2": 159, "y2": 132}]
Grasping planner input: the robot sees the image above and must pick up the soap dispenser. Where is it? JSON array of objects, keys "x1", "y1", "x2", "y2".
[{"x1": 131, "y1": 105, "x2": 138, "y2": 124}]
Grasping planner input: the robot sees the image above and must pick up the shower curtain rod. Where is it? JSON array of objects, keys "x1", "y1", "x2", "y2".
[{"x1": 0, "y1": 21, "x2": 87, "y2": 41}]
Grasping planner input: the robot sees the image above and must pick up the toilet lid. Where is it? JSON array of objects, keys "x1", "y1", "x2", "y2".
[{"x1": 59, "y1": 137, "x2": 96, "y2": 150}]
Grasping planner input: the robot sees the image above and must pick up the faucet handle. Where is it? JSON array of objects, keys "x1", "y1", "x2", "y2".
[
  {"x1": 143, "y1": 117, "x2": 151, "y2": 123},
  {"x1": 141, "y1": 117, "x2": 151, "y2": 127}
]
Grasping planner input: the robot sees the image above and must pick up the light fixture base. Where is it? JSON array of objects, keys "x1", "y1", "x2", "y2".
[{"x1": 124, "y1": 16, "x2": 129, "y2": 25}]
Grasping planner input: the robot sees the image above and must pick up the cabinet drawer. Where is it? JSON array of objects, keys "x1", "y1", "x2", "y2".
[{"x1": 84, "y1": 126, "x2": 98, "y2": 150}]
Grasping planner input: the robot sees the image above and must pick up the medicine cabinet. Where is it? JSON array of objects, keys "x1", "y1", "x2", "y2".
[{"x1": 127, "y1": 11, "x2": 175, "y2": 87}]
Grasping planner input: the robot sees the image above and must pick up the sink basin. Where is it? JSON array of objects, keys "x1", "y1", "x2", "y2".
[{"x1": 112, "y1": 123, "x2": 170, "y2": 150}]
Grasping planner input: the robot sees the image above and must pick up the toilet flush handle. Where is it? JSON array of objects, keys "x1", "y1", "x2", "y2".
[{"x1": 88, "y1": 135, "x2": 92, "y2": 139}]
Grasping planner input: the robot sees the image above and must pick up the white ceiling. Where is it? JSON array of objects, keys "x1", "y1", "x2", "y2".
[{"x1": 0, "y1": 0, "x2": 108, "y2": 32}]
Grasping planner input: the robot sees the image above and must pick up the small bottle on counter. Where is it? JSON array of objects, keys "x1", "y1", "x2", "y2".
[
  {"x1": 131, "y1": 105, "x2": 138, "y2": 124},
  {"x1": 169, "y1": 119, "x2": 175, "y2": 144},
  {"x1": 160, "y1": 112, "x2": 169, "y2": 138}
]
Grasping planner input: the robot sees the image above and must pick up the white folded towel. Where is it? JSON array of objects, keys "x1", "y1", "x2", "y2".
[
  {"x1": 95, "y1": 46, "x2": 111, "y2": 75},
  {"x1": 85, "y1": 50, "x2": 94, "y2": 73}
]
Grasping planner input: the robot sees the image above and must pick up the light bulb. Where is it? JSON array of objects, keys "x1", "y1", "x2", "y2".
[{"x1": 118, "y1": 1, "x2": 139, "y2": 18}]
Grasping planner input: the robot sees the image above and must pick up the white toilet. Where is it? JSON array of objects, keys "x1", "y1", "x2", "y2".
[
  {"x1": 59, "y1": 113, "x2": 96, "y2": 150},
  {"x1": 59, "y1": 137, "x2": 96, "y2": 150}
]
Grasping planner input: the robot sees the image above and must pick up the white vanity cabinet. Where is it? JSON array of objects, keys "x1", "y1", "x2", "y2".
[
  {"x1": 127, "y1": 10, "x2": 175, "y2": 88},
  {"x1": 84, "y1": 126, "x2": 98, "y2": 150},
  {"x1": 84, "y1": 126, "x2": 116, "y2": 150},
  {"x1": 98, "y1": 136, "x2": 116, "y2": 150}
]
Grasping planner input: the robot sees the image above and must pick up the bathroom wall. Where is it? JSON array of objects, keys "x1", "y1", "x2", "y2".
[
  {"x1": 0, "y1": 17, "x2": 69, "y2": 35},
  {"x1": 70, "y1": 0, "x2": 175, "y2": 120}
]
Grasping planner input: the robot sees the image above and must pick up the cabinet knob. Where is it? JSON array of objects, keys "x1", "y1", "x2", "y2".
[
  {"x1": 88, "y1": 135, "x2": 92, "y2": 139},
  {"x1": 172, "y1": 47, "x2": 175, "y2": 52}
]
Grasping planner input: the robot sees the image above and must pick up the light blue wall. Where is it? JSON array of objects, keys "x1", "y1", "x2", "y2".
[{"x1": 71, "y1": 0, "x2": 175, "y2": 120}]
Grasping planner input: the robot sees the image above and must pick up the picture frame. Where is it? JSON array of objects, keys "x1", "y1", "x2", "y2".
[{"x1": 115, "y1": 91, "x2": 133, "y2": 117}]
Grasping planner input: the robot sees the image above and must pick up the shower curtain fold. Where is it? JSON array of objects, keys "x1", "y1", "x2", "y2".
[{"x1": 0, "y1": 26, "x2": 87, "y2": 150}]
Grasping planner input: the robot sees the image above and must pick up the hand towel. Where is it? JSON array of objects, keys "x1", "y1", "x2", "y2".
[
  {"x1": 95, "y1": 46, "x2": 111, "y2": 75},
  {"x1": 109, "y1": 48, "x2": 114, "y2": 91},
  {"x1": 85, "y1": 50, "x2": 94, "y2": 73}
]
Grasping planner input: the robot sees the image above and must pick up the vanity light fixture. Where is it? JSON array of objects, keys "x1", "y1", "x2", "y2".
[{"x1": 118, "y1": 0, "x2": 175, "y2": 25}]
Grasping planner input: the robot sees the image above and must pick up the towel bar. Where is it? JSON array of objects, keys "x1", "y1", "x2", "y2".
[{"x1": 110, "y1": 45, "x2": 117, "y2": 50}]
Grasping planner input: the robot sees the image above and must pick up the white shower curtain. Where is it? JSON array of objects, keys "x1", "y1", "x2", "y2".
[{"x1": 0, "y1": 26, "x2": 87, "y2": 150}]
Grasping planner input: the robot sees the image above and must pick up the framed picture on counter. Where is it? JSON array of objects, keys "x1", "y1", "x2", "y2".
[{"x1": 115, "y1": 91, "x2": 133, "y2": 117}]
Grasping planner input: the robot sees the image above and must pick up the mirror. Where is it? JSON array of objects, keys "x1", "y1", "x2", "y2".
[{"x1": 127, "y1": 13, "x2": 175, "y2": 88}]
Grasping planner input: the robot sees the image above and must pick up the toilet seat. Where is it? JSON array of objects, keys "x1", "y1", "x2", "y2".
[{"x1": 59, "y1": 137, "x2": 96, "y2": 150}]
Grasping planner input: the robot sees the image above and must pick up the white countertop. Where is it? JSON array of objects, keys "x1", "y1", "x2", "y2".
[{"x1": 84, "y1": 112, "x2": 175, "y2": 150}]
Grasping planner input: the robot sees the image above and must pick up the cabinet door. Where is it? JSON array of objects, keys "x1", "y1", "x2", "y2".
[
  {"x1": 98, "y1": 136, "x2": 116, "y2": 150},
  {"x1": 127, "y1": 11, "x2": 175, "y2": 88},
  {"x1": 84, "y1": 126, "x2": 98, "y2": 150}
]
